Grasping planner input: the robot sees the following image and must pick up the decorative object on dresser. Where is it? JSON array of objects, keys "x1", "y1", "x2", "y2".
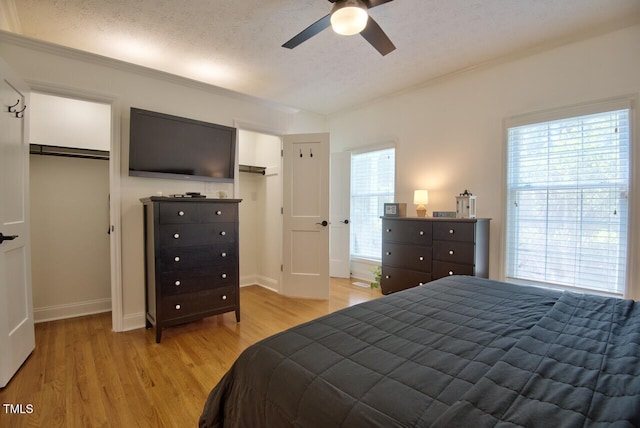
[
  {"x1": 455, "y1": 189, "x2": 477, "y2": 218},
  {"x1": 383, "y1": 202, "x2": 406, "y2": 217},
  {"x1": 141, "y1": 197, "x2": 242, "y2": 343},
  {"x1": 432, "y1": 211, "x2": 456, "y2": 218},
  {"x1": 413, "y1": 189, "x2": 429, "y2": 217},
  {"x1": 381, "y1": 217, "x2": 490, "y2": 294}
]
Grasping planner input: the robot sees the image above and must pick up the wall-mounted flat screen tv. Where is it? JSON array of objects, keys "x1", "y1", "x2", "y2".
[{"x1": 129, "y1": 107, "x2": 236, "y2": 182}]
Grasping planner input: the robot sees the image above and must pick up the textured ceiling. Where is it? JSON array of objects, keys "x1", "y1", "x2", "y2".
[{"x1": 2, "y1": 0, "x2": 640, "y2": 115}]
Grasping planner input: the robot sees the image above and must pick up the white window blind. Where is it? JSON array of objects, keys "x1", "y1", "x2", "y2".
[
  {"x1": 505, "y1": 108, "x2": 630, "y2": 295},
  {"x1": 350, "y1": 147, "x2": 395, "y2": 260}
]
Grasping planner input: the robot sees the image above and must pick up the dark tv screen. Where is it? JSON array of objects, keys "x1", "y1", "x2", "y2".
[{"x1": 129, "y1": 108, "x2": 236, "y2": 182}]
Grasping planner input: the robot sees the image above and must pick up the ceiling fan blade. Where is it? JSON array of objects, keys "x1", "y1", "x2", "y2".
[
  {"x1": 362, "y1": 0, "x2": 393, "y2": 9},
  {"x1": 282, "y1": 14, "x2": 331, "y2": 49},
  {"x1": 360, "y1": 16, "x2": 395, "y2": 55}
]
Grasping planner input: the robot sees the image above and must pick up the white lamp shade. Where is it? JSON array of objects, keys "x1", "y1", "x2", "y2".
[
  {"x1": 330, "y1": 3, "x2": 368, "y2": 36},
  {"x1": 414, "y1": 190, "x2": 429, "y2": 205}
]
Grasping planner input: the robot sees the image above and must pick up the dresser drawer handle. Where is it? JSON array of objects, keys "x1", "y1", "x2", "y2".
[
  {"x1": 220, "y1": 231, "x2": 226, "y2": 236},
  {"x1": 385, "y1": 251, "x2": 391, "y2": 256},
  {"x1": 386, "y1": 228, "x2": 391, "y2": 233},
  {"x1": 221, "y1": 273, "x2": 227, "y2": 279},
  {"x1": 173, "y1": 233, "x2": 180, "y2": 239},
  {"x1": 419, "y1": 256, "x2": 424, "y2": 261},
  {"x1": 448, "y1": 270, "x2": 454, "y2": 275},
  {"x1": 449, "y1": 229, "x2": 455, "y2": 234},
  {"x1": 419, "y1": 231, "x2": 424, "y2": 236},
  {"x1": 175, "y1": 304, "x2": 181, "y2": 310},
  {"x1": 175, "y1": 280, "x2": 181, "y2": 286},
  {"x1": 449, "y1": 250, "x2": 454, "y2": 255},
  {"x1": 222, "y1": 295, "x2": 227, "y2": 301},
  {"x1": 385, "y1": 275, "x2": 391, "y2": 279},
  {"x1": 178, "y1": 211, "x2": 185, "y2": 216},
  {"x1": 216, "y1": 210, "x2": 222, "y2": 216},
  {"x1": 221, "y1": 252, "x2": 227, "y2": 257},
  {"x1": 174, "y1": 256, "x2": 180, "y2": 262}
]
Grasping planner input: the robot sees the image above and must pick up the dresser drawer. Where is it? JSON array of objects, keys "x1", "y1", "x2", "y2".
[
  {"x1": 162, "y1": 286, "x2": 237, "y2": 321},
  {"x1": 433, "y1": 222, "x2": 475, "y2": 242},
  {"x1": 159, "y1": 223, "x2": 237, "y2": 247},
  {"x1": 200, "y1": 204, "x2": 238, "y2": 223},
  {"x1": 159, "y1": 246, "x2": 237, "y2": 272},
  {"x1": 432, "y1": 261, "x2": 474, "y2": 279},
  {"x1": 159, "y1": 202, "x2": 200, "y2": 224},
  {"x1": 160, "y1": 269, "x2": 238, "y2": 295},
  {"x1": 383, "y1": 242, "x2": 432, "y2": 272},
  {"x1": 382, "y1": 219, "x2": 432, "y2": 245},
  {"x1": 433, "y1": 241, "x2": 475, "y2": 264},
  {"x1": 380, "y1": 265, "x2": 431, "y2": 294}
]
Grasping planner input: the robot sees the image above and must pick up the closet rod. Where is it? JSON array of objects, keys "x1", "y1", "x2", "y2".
[
  {"x1": 239, "y1": 164, "x2": 266, "y2": 175},
  {"x1": 30, "y1": 144, "x2": 109, "y2": 160}
]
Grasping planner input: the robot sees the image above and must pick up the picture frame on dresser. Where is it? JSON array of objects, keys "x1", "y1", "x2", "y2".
[
  {"x1": 384, "y1": 203, "x2": 400, "y2": 217},
  {"x1": 384, "y1": 202, "x2": 407, "y2": 217}
]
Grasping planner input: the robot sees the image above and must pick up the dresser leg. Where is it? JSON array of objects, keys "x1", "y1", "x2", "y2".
[
  {"x1": 235, "y1": 310, "x2": 240, "y2": 322},
  {"x1": 156, "y1": 327, "x2": 162, "y2": 344}
]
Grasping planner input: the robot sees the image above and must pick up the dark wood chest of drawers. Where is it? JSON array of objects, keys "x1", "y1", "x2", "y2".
[
  {"x1": 141, "y1": 197, "x2": 241, "y2": 342},
  {"x1": 381, "y1": 217, "x2": 490, "y2": 294}
]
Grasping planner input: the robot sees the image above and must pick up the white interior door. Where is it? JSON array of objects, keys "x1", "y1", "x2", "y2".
[
  {"x1": 330, "y1": 151, "x2": 351, "y2": 278},
  {"x1": 282, "y1": 133, "x2": 330, "y2": 299},
  {"x1": 0, "y1": 61, "x2": 35, "y2": 388}
]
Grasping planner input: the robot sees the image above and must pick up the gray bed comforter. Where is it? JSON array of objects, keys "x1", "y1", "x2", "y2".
[{"x1": 199, "y1": 276, "x2": 640, "y2": 427}]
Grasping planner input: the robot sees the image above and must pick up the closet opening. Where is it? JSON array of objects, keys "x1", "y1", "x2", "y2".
[
  {"x1": 237, "y1": 128, "x2": 282, "y2": 293},
  {"x1": 29, "y1": 92, "x2": 112, "y2": 323}
]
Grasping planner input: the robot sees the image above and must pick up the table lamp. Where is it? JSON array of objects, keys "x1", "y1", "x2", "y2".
[{"x1": 414, "y1": 189, "x2": 429, "y2": 217}]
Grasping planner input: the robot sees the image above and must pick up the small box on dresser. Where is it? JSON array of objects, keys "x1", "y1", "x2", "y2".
[
  {"x1": 381, "y1": 217, "x2": 490, "y2": 295},
  {"x1": 141, "y1": 197, "x2": 242, "y2": 343}
]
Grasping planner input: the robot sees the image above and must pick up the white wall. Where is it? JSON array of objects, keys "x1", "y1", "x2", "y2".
[
  {"x1": 30, "y1": 92, "x2": 110, "y2": 151},
  {"x1": 329, "y1": 25, "x2": 640, "y2": 298},
  {"x1": 0, "y1": 32, "x2": 326, "y2": 330}
]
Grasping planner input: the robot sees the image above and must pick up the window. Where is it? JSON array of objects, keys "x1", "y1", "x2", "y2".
[
  {"x1": 505, "y1": 104, "x2": 630, "y2": 295},
  {"x1": 350, "y1": 147, "x2": 395, "y2": 260}
]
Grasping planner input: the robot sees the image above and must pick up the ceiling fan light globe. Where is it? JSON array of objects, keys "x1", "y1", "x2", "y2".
[{"x1": 331, "y1": 5, "x2": 368, "y2": 36}]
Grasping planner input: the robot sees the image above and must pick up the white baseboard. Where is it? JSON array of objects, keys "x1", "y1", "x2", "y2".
[
  {"x1": 34, "y1": 298, "x2": 111, "y2": 323},
  {"x1": 240, "y1": 274, "x2": 279, "y2": 293},
  {"x1": 121, "y1": 312, "x2": 146, "y2": 331}
]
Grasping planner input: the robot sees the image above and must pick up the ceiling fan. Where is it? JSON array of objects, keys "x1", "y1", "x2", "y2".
[{"x1": 282, "y1": 0, "x2": 396, "y2": 56}]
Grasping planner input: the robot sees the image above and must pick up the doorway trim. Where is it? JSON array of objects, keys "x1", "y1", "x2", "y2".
[{"x1": 25, "y1": 80, "x2": 123, "y2": 332}]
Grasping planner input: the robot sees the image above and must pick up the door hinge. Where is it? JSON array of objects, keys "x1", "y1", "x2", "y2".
[
  {"x1": 281, "y1": 149, "x2": 283, "y2": 157},
  {"x1": 281, "y1": 264, "x2": 283, "y2": 272},
  {"x1": 281, "y1": 207, "x2": 283, "y2": 215}
]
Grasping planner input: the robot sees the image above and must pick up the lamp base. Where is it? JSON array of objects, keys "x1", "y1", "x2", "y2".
[{"x1": 416, "y1": 206, "x2": 427, "y2": 217}]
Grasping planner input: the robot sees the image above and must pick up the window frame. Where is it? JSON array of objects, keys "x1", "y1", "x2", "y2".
[{"x1": 501, "y1": 97, "x2": 636, "y2": 297}]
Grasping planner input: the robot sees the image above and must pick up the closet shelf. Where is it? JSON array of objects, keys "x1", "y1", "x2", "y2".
[{"x1": 239, "y1": 164, "x2": 266, "y2": 175}]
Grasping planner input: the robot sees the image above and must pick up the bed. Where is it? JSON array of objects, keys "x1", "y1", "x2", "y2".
[{"x1": 199, "y1": 276, "x2": 640, "y2": 427}]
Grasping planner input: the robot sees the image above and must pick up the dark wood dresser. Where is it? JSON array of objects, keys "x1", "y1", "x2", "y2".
[
  {"x1": 381, "y1": 217, "x2": 490, "y2": 294},
  {"x1": 141, "y1": 197, "x2": 241, "y2": 343}
]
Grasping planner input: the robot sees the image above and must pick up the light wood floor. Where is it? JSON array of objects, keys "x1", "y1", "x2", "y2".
[{"x1": 0, "y1": 278, "x2": 381, "y2": 428}]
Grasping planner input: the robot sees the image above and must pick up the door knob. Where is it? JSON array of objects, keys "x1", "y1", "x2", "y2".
[
  {"x1": 315, "y1": 220, "x2": 329, "y2": 227},
  {"x1": 0, "y1": 233, "x2": 18, "y2": 244},
  {"x1": 342, "y1": 219, "x2": 349, "y2": 224}
]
